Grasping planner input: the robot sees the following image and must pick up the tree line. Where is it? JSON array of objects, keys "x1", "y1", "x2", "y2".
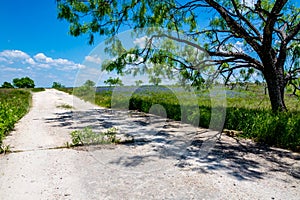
[{"x1": 1, "y1": 77, "x2": 35, "y2": 88}]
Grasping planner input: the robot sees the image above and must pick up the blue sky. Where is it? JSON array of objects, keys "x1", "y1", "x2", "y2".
[
  {"x1": 0, "y1": 0, "x2": 103, "y2": 87},
  {"x1": 1, "y1": 1, "x2": 298, "y2": 87}
]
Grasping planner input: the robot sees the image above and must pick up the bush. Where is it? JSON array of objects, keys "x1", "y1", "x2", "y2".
[
  {"x1": 13, "y1": 77, "x2": 35, "y2": 88},
  {"x1": 70, "y1": 127, "x2": 120, "y2": 146},
  {"x1": 52, "y1": 82, "x2": 65, "y2": 89},
  {"x1": 0, "y1": 89, "x2": 31, "y2": 152},
  {"x1": 1, "y1": 82, "x2": 14, "y2": 88}
]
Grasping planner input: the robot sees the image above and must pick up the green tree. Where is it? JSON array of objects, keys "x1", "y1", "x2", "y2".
[
  {"x1": 104, "y1": 77, "x2": 123, "y2": 87},
  {"x1": 52, "y1": 82, "x2": 65, "y2": 89},
  {"x1": 135, "y1": 80, "x2": 143, "y2": 86},
  {"x1": 1, "y1": 82, "x2": 14, "y2": 88},
  {"x1": 57, "y1": 0, "x2": 300, "y2": 112},
  {"x1": 73, "y1": 80, "x2": 96, "y2": 102},
  {"x1": 83, "y1": 80, "x2": 96, "y2": 87},
  {"x1": 13, "y1": 77, "x2": 35, "y2": 88},
  {"x1": 288, "y1": 77, "x2": 300, "y2": 97}
]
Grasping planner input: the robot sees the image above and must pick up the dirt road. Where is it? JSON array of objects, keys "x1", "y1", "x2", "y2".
[{"x1": 0, "y1": 89, "x2": 299, "y2": 199}]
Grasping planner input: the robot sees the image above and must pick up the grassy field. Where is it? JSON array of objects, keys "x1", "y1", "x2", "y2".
[
  {"x1": 0, "y1": 89, "x2": 32, "y2": 151},
  {"x1": 58, "y1": 84, "x2": 300, "y2": 151}
]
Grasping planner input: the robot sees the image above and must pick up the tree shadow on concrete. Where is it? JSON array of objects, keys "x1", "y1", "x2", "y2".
[{"x1": 44, "y1": 108, "x2": 300, "y2": 181}]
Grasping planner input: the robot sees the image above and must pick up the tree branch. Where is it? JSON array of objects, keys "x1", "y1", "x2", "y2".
[{"x1": 204, "y1": 0, "x2": 261, "y2": 53}]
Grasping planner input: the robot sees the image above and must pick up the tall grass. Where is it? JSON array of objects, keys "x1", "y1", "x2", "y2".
[
  {"x1": 0, "y1": 89, "x2": 31, "y2": 150},
  {"x1": 58, "y1": 85, "x2": 300, "y2": 151}
]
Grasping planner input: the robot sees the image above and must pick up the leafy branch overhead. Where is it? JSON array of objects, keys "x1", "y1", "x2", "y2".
[{"x1": 57, "y1": 0, "x2": 300, "y2": 112}]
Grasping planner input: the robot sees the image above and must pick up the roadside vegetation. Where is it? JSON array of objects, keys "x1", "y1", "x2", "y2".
[
  {"x1": 57, "y1": 103, "x2": 73, "y2": 109},
  {"x1": 0, "y1": 89, "x2": 31, "y2": 152},
  {"x1": 1, "y1": 77, "x2": 35, "y2": 89},
  {"x1": 56, "y1": 1, "x2": 300, "y2": 152},
  {"x1": 69, "y1": 127, "x2": 121, "y2": 146},
  {"x1": 31, "y1": 88, "x2": 45, "y2": 92},
  {"x1": 57, "y1": 82, "x2": 300, "y2": 152}
]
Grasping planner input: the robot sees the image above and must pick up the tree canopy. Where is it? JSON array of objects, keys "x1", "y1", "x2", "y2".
[
  {"x1": 13, "y1": 77, "x2": 35, "y2": 88},
  {"x1": 104, "y1": 77, "x2": 124, "y2": 87},
  {"x1": 52, "y1": 82, "x2": 65, "y2": 89},
  {"x1": 1, "y1": 82, "x2": 14, "y2": 88},
  {"x1": 57, "y1": 0, "x2": 300, "y2": 111}
]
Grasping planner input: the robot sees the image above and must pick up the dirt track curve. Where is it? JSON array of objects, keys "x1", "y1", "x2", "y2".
[{"x1": 0, "y1": 89, "x2": 299, "y2": 200}]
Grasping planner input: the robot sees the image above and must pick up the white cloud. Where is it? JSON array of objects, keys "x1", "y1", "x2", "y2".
[
  {"x1": 0, "y1": 49, "x2": 88, "y2": 87},
  {"x1": 133, "y1": 36, "x2": 149, "y2": 48},
  {"x1": 85, "y1": 55, "x2": 102, "y2": 64},
  {"x1": 233, "y1": 41, "x2": 244, "y2": 53},
  {"x1": 33, "y1": 52, "x2": 86, "y2": 71},
  {"x1": 37, "y1": 63, "x2": 51, "y2": 69},
  {"x1": 0, "y1": 50, "x2": 32, "y2": 65},
  {"x1": 62, "y1": 64, "x2": 86, "y2": 71},
  {"x1": 218, "y1": 41, "x2": 244, "y2": 53},
  {"x1": 2, "y1": 67, "x2": 23, "y2": 72},
  {"x1": 0, "y1": 50, "x2": 30, "y2": 59},
  {"x1": 25, "y1": 58, "x2": 36, "y2": 65},
  {"x1": 242, "y1": 0, "x2": 255, "y2": 7},
  {"x1": 34, "y1": 53, "x2": 54, "y2": 63}
]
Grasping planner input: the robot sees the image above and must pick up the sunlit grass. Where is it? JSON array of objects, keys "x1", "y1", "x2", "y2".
[
  {"x1": 0, "y1": 89, "x2": 31, "y2": 152},
  {"x1": 57, "y1": 84, "x2": 300, "y2": 151}
]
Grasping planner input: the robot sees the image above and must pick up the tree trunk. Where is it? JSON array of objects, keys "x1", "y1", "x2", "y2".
[{"x1": 263, "y1": 67, "x2": 287, "y2": 112}]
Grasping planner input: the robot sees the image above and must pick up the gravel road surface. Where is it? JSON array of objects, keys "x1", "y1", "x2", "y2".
[{"x1": 0, "y1": 89, "x2": 299, "y2": 200}]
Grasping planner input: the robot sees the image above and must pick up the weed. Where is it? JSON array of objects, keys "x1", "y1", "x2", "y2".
[
  {"x1": 57, "y1": 104, "x2": 73, "y2": 109},
  {"x1": 0, "y1": 144, "x2": 11, "y2": 154},
  {"x1": 70, "y1": 127, "x2": 120, "y2": 146}
]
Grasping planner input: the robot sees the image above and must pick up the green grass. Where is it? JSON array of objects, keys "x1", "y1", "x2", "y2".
[
  {"x1": 70, "y1": 127, "x2": 120, "y2": 146},
  {"x1": 57, "y1": 85, "x2": 300, "y2": 152},
  {"x1": 31, "y1": 87, "x2": 45, "y2": 92},
  {"x1": 0, "y1": 89, "x2": 31, "y2": 152}
]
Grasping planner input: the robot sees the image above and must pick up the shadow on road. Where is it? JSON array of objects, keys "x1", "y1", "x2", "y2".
[{"x1": 45, "y1": 108, "x2": 300, "y2": 181}]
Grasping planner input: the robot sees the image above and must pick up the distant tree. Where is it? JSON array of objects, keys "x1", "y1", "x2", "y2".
[
  {"x1": 73, "y1": 80, "x2": 96, "y2": 102},
  {"x1": 52, "y1": 82, "x2": 65, "y2": 89},
  {"x1": 104, "y1": 77, "x2": 123, "y2": 87},
  {"x1": 135, "y1": 80, "x2": 143, "y2": 86},
  {"x1": 83, "y1": 80, "x2": 96, "y2": 88},
  {"x1": 13, "y1": 77, "x2": 35, "y2": 88},
  {"x1": 1, "y1": 82, "x2": 14, "y2": 88},
  {"x1": 148, "y1": 76, "x2": 161, "y2": 86}
]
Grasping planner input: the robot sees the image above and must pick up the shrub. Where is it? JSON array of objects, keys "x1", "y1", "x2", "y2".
[
  {"x1": 13, "y1": 77, "x2": 35, "y2": 88},
  {"x1": 70, "y1": 127, "x2": 120, "y2": 146},
  {"x1": 0, "y1": 89, "x2": 31, "y2": 152}
]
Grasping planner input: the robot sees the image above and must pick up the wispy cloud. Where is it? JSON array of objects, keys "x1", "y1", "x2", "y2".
[
  {"x1": 34, "y1": 52, "x2": 85, "y2": 70},
  {"x1": 2, "y1": 67, "x2": 23, "y2": 72},
  {"x1": 133, "y1": 36, "x2": 149, "y2": 48},
  {"x1": 0, "y1": 49, "x2": 86, "y2": 86},
  {"x1": 243, "y1": 0, "x2": 255, "y2": 7},
  {"x1": 85, "y1": 55, "x2": 102, "y2": 64},
  {"x1": 0, "y1": 50, "x2": 34, "y2": 65},
  {"x1": 0, "y1": 50, "x2": 86, "y2": 71}
]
